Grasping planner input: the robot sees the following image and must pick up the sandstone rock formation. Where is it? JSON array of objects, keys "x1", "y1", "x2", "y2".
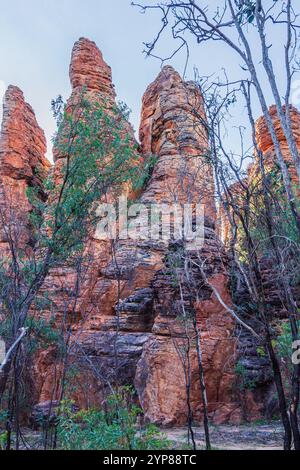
[
  {"x1": 250, "y1": 104, "x2": 300, "y2": 188},
  {"x1": 0, "y1": 85, "x2": 50, "y2": 254},
  {"x1": 1, "y1": 39, "x2": 241, "y2": 426},
  {"x1": 133, "y1": 66, "x2": 237, "y2": 424},
  {"x1": 256, "y1": 105, "x2": 300, "y2": 164},
  {"x1": 251, "y1": 106, "x2": 300, "y2": 317}
]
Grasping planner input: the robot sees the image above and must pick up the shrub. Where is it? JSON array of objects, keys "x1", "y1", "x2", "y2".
[{"x1": 56, "y1": 387, "x2": 171, "y2": 450}]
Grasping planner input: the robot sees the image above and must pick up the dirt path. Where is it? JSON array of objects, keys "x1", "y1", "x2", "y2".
[{"x1": 164, "y1": 422, "x2": 284, "y2": 450}]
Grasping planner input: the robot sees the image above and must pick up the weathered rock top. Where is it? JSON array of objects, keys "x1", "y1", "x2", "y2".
[
  {"x1": 70, "y1": 37, "x2": 116, "y2": 99},
  {"x1": 139, "y1": 63, "x2": 216, "y2": 221},
  {"x1": 256, "y1": 104, "x2": 300, "y2": 154}
]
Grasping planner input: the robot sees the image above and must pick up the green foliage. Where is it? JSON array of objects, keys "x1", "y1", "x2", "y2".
[
  {"x1": 0, "y1": 313, "x2": 61, "y2": 356},
  {"x1": 272, "y1": 321, "x2": 300, "y2": 394},
  {"x1": 0, "y1": 432, "x2": 7, "y2": 450},
  {"x1": 132, "y1": 154, "x2": 157, "y2": 192},
  {"x1": 256, "y1": 346, "x2": 266, "y2": 358},
  {"x1": 275, "y1": 321, "x2": 300, "y2": 374},
  {"x1": 0, "y1": 410, "x2": 8, "y2": 428},
  {"x1": 117, "y1": 101, "x2": 132, "y2": 121},
  {"x1": 27, "y1": 92, "x2": 145, "y2": 265},
  {"x1": 56, "y1": 387, "x2": 171, "y2": 450},
  {"x1": 42, "y1": 92, "x2": 157, "y2": 261},
  {"x1": 240, "y1": 3, "x2": 255, "y2": 24},
  {"x1": 0, "y1": 411, "x2": 8, "y2": 449},
  {"x1": 235, "y1": 361, "x2": 257, "y2": 391},
  {"x1": 235, "y1": 1, "x2": 278, "y2": 24},
  {"x1": 25, "y1": 316, "x2": 63, "y2": 351},
  {"x1": 62, "y1": 365, "x2": 81, "y2": 397},
  {"x1": 249, "y1": 168, "x2": 300, "y2": 250}
]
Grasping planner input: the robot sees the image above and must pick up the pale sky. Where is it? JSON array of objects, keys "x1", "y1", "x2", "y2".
[{"x1": 0, "y1": 0, "x2": 299, "y2": 163}]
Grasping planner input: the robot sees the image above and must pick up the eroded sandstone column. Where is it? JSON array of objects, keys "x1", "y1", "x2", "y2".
[
  {"x1": 134, "y1": 67, "x2": 237, "y2": 425},
  {"x1": 0, "y1": 85, "x2": 50, "y2": 253}
]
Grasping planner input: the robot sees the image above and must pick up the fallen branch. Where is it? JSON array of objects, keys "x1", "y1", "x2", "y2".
[{"x1": 0, "y1": 328, "x2": 28, "y2": 372}]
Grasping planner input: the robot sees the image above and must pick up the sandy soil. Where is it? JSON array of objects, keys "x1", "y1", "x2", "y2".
[{"x1": 163, "y1": 421, "x2": 284, "y2": 450}]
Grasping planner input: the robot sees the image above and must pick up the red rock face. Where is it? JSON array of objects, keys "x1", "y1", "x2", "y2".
[
  {"x1": 0, "y1": 86, "x2": 50, "y2": 253},
  {"x1": 0, "y1": 86, "x2": 49, "y2": 182},
  {"x1": 256, "y1": 105, "x2": 300, "y2": 154},
  {"x1": 140, "y1": 66, "x2": 216, "y2": 222}
]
